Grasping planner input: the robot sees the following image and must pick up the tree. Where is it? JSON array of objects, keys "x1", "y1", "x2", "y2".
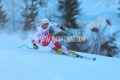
[
  {"x1": 89, "y1": 19, "x2": 111, "y2": 55},
  {"x1": 21, "y1": 0, "x2": 39, "y2": 31},
  {"x1": 88, "y1": 19, "x2": 119, "y2": 57},
  {"x1": 0, "y1": 0, "x2": 9, "y2": 30},
  {"x1": 118, "y1": 0, "x2": 120, "y2": 17},
  {"x1": 39, "y1": 0, "x2": 48, "y2": 7},
  {"x1": 11, "y1": 0, "x2": 15, "y2": 32},
  {"x1": 100, "y1": 33, "x2": 119, "y2": 57},
  {"x1": 58, "y1": 0, "x2": 82, "y2": 28}
]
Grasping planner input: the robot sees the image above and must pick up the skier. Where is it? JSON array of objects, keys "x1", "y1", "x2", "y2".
[{"x1": 31, "y1": 18, "x2": 77, "y2": 57}]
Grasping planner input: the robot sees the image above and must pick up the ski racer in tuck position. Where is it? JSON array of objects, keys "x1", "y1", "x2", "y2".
[{"x1": 32, "y1": 18, "x2": 77, "y2": 57}]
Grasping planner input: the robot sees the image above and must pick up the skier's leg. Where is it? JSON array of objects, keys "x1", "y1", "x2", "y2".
[
  {"x1": 42, "y1": 34, "x2": 64, "y2": 54},
  {"x1": 59, "y1": 45, "x2": 69, "y2": 54},
  {"x1": 48, "y1": 41, "x2": 64, "y2": 54},
  {"x1": 53, "y1": 40, "x2": 73, "y2": 55},
  {"x1": 54, "y1": 41, "x2": 78, "y2": 57},
  {"x1": 41, "y1": 34, "x2": 76, "y2": 56},
  {"x1": 60, "y1": 46, "x2": 78, "y2": 57},
  {"x1": 50, "y1": 36, "x2": 69, "y2": 54},
  {"x1": 54, "y1": 41, "x2": 62, "y2": 49},
  {"x1": 37, "y1": 35, "x2": 63, "y2": 54},
  {"x1": 52, "y1": 40, "x2": 68, "y2": 53},
  {"x1": 52, "y1": 40, "x2": 69, "y2": 54}
]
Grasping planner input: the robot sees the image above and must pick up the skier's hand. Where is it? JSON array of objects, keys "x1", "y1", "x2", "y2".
[
  {"x1": 33, "y1": 44, "x2": 38, "y2": 50},
  {"x1": 60, "y1": 26, "x2": 66, "y2": 31}
]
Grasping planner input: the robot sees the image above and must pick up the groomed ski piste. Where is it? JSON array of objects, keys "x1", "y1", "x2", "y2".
[
  {"x1": 0, "y1": 0, "x2": 120, "y2": 80},
  {"x1": 0, "y1": 34, "x2": 120, "y2": 80}
]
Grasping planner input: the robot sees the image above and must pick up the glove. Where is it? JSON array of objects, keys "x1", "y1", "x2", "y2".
[
  {"x1": 33, "y1": 44, "x2": 38, "y2": 50},
  {"x1": 60, "y1": 26, "x2": 66, "y2": 31}
]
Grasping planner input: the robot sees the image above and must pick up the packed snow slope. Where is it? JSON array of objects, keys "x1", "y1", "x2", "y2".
[
  {"x1": 0, "y1": 34, "x2": 120, "y2": 80},
  {"x1": 0, "y1": 0, "x2": 120, "y2": 80}
]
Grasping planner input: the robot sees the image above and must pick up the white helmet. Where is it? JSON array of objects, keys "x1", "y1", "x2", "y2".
[{"x1": 41, "y1": 18, "x2": 49, "y2": 24}]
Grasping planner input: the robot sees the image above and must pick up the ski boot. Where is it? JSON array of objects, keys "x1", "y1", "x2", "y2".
[
  {"x1": 69, "y1": 51, "x2": 80, "y2": 57},
  {"x1": 56, "y1": 48, "x2": 66, "y2": 55}
]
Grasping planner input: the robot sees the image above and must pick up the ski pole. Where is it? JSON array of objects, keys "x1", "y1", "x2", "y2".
[
  {"x1": 18, "y1": 45, "x2": 34, "y2": 49},
  {"x1": 65, "y1": 30, "x2": 72, "y2": 36}
]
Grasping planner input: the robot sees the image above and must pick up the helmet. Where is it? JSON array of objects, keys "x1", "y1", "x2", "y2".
[{"x1": 41, "y1": 18, "x2": 49, "y2": 24}]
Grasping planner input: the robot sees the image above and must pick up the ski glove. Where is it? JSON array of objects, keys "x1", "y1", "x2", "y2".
[
  {"x1": 60, "y1": 26, "x2": 66, "y2": 31},
  {"x1": 33, "y1": 44, "x2": 38, "y2": 50}
]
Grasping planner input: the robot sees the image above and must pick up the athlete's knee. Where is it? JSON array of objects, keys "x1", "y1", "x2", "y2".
[
  {"x1": 54, "y1": 41, "x2": 62, "y2": 48},
  {"x1": 60, "y1": 45, "x2": 68, "y2": 52}
]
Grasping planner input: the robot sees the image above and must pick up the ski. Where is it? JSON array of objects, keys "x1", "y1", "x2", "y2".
[
  {"x1": 51, "y1": 50, "x2": 96, "y2": 61},
  {"x1": 65, "y1": 52, "x2": 96, "y2": 61},
  {"x1": 64, "y1": 53, "x2": 96, "y2": 61},
  {"x1": 76, "y1": 54, "x2": 96, "y2": 61}
]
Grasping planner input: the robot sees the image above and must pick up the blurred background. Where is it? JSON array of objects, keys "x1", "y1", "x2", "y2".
[{"x1": 0, "y1": 0, "x2": 120, "y2": 57}]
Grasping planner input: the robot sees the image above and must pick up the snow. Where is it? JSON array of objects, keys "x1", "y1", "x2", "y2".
[
  {"x1": 0, "y1": 0, "x2": 120, "y2": 80},
  {"x1": 0, "y1": 34, "x2": 120, "y2": 80}
]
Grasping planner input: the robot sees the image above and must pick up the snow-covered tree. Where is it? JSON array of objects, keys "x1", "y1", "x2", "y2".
[
  {"x1": 58, "y1": 0, "x2": 82, "y2": 28},
  {"x1": 118, "y1": 0, "x2": 120, "y2": 17},
  {"x1": 21, "y1": 0, "x2": 39, "y2": 31},
  {"x1": 0, "y1": 0, "x2": 9, "y2": 30}
]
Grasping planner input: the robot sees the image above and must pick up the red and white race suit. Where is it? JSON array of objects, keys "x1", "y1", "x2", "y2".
[{"x1": 31, "y1": 22, "x2": 68, "y2": 53}]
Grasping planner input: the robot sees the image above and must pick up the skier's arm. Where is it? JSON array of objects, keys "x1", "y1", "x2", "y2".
[
  {"x1": 49, "y1": 22, "x2": 66, "y2": 31},
  {"x1": 59, "y1": 26, "x2": 66, "y2": 31},
  {"x1": 31, "y1": 28, "x2": 39, "y2": 49},
  {"x1": 32, "y1": 30, "x2": 38, "y2": 44}
]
